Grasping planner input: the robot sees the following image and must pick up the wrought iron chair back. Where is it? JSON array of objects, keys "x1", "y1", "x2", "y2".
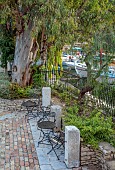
[
  {"x1": 37, "y1": 105, "x2": 56, "y2": 122},
  {"x1": 47, "y1": 128, "x2": 65, "y2": 159}
]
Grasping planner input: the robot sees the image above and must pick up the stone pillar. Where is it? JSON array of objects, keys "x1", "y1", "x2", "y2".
[
  {"x1": 65, "y1": 126, "x2": 80, "y2": 168},
  {"x1": 51, "y1": 105, "x2": 62, "y2": 129},
  {"x1": 42, "y1": 87, "x2": 51, "y2": 107}
]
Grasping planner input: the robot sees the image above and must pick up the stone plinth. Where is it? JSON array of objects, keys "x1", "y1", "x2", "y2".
[
  {"x1": 65, "y1": 126, "x2": 80, "y2": 168},
  {"x1": 51, "y1": 105, "x2": 62, "y2": 129},
  {"x1": 42, "y1": 87, "x2": 51, "y2": 107}
]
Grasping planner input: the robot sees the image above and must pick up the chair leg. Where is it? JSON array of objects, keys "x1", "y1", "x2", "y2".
[{"x1": 47, "y1": 140, "x2": 60, "y2": 160}]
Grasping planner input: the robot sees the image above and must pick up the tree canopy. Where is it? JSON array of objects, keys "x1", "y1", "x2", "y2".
[
  {"x1": 0, "y1": 0, "x2": 114, "y2": 86},
  {"x1": 1, "y1": 0, "x2": 114, "y2": 53}
]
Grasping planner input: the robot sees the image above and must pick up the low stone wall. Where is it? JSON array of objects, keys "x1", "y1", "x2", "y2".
[
  {"x1": 81, "y1": 144, "x2": 97, "y2": 166},
  {"x1": 81, "y1": 142, "x2": 115, "y2": 170},
  {"x1": 0, "y1": 98, "x2": 115, "y2": 170}
]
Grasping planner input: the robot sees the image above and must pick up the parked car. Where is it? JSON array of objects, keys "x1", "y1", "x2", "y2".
[{"x1": 62, "y1": 52, "x2": 77, "y2": 62}]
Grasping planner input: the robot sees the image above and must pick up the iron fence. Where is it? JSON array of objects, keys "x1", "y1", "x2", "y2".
[{"x1": 38, "y1": 69, "x2": 115, "y2": 117}]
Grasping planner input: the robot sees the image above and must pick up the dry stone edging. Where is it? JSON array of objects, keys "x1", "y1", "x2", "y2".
[{"x1": 80, "y1": 142, "x2": 115, "y2": 170}]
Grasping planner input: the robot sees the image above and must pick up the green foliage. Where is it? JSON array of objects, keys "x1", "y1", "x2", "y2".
[
  {"x1": 0, "y1": 0, "x2": 114, "y2": 88},
  {"x1": 0, "y1": 84, "x2": 33, "y2": 99},
  {"x1": 64, "y1": 106, "x2": 115, "y2": 148},
  {"x1": 32, "y1": 66, "x2": 48, "y2": 88},
  {"x1": 0, "y1": 73, "x2": 11, "y2": 98},
  {"x1": 59, "y1": 91, "x2": 70, "y2": 104},
  {"x1": 32, "y1": 72, "x2": 46, "y2": 88},
  {"x1": 0, "y1": 73, "x2": 36, "y2": 99},
  {"x1": 47, "y1": 47, "x2": 62, "y2": 71},
  {"x1": 65, "y1": 0, "x2": 114, "y2": 41},
  {"x1": 51, "y1": 84, "x2": 79, "y2": 106},
  {"x1": 8, "y1": 83, "x2": 32, "y2": 99},
  {"x1": 0, "y1": 24, "x2": 15, "y2": 68}
]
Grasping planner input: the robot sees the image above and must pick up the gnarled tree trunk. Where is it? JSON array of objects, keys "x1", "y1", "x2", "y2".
[{"x1": 12, "y1": 26, "x2": 38, "y2": 86}]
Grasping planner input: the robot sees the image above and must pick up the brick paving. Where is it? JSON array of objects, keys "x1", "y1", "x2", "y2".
[
  {"x1": 0, "y1": 99, "x2": 101, "y2": 170},
  {"x1": 0, "y1": 101, "x2": 78, "y2": 170},
  {"x1": 0, "y1": 110, "x2": 99, "y2": 170},
  {"x1": 0, "y1": 111, "x2": 40, "y2": 170}
]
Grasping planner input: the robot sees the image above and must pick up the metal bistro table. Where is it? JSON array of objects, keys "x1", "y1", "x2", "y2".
[
  {"x1": 37, "y1": 121, "x2": 55, "y2": 146},
  {"x1": 22, "y1": 100, "x2": 39, "y2": 120}
]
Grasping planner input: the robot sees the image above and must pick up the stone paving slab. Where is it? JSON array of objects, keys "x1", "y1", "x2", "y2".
[{"x1": 29, "y1": 118, "x2": 72, "y2": 170}]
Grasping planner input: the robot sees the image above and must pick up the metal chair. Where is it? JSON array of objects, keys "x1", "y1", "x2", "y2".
[
  {"x1": 47, "y1": 129, "x2": 65, "y2": 160},
  {"x1": 37, "y1": 105, "x2": 56, "y2": 122}
]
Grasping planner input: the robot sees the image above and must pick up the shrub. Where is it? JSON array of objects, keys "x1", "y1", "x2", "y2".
[
  {"x1": 64, "y1": 106, "x2": 115, "y2": 148},
  {"x1": 0, "y1": 82, "x2": 35, "y2": 99},
  {"x1": 8, "y1": 83, "x2": 31, "y2": 99}
]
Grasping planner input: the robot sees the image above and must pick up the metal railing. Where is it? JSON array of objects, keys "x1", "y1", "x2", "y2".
[{"x1": 38, "y1": 69, "x2": 115, "y2": 117}]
